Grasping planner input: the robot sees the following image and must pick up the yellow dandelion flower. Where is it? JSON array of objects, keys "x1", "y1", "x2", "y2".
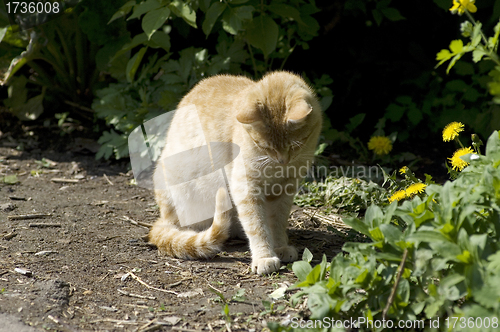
[
  {"x1": 442, "y1": 122, "x2": 464, "y2": 142},
  {"x1": 450, "y1": 0, "x2": 477, "y2": 15},
  {"x1": 399, "y1": 166, "x2": 409, "y2": 175},
  {"x1": 368, "y1": 136, "x2": 393, "y2": 155},
  {"x1": 448, "y1": 147, "x2": 475, "y2": 171},
  {"x1": 389, "y1": 190, "x2": 406, "y2": 203},
  {"x1": 405, "y1": 183, "x2": 427, "y2": 197}
]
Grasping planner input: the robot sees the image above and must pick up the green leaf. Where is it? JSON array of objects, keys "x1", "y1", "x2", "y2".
[
  {"x1": 369, "y1": 227, "x2": 384, "y2": 242},
  {"x1": 10, "y1": 93, "x2": 45, "y2": 121},
  {"x1": 486, "y1": 131, "x2": 500, "y2": 158},
  {"x1": 202, "y1": 2, "x2": 227, "y2": 36},
  {"x1": 343, "y1": 217, "x2": 370, "y2": 237},
  {"x1": 449, "y1": 39, "x2": 464, "y2": 54},
  {"x1": 345, "y1": 113, "x2": 365, "y2": 133},
  {"x1": 246, "y1": 15, "x2": 278, "y2": 56},
  {"x1": 456, "y1": 250, "x2": 472, "y2": 264},
  {"x1": 471, "y1": 22, "x2": 482, "y2": 47},
  {"x1": 380, "y1": 8, "x2": 405, "y2": 21},
  {"x1": 379, "y1": 224, "x2": 402, "y2": 243},
  {"x1": 2, "y1": 54, "x2": 29, "y2": 84},
  {"x1": 128, "y1": 0, "x2": 161, "y2": 21},
  {"x1": 487, "y1": 251, "x2": 500, "y2": 271},
  {"x1": 371, "y1": 9, "x2": 383, "y2": 26},
  {"x1": 2, "y1": 174, "x2": 19, "y2": 184},
  {"x1": 0, "y1": 26, "x2": 7, "y2": 43},
  {"x1": 407, "y1": 105, "x2": 422, "y2": 125},
  {"x1": 221, "y1": 6, "x2": 253, "y2": 35},
  {"x1": 126, "y1": 47, "x2": 148, "y2": 82},
  {"x1": 142, "y1": 7, "x2": 171, "y2": 39},
  {"x1": 292, "y1": 261, "x2": 312, "y2": 282},
  {"x1": 364, "y1": 204, "x2": 384, "y2": 228},
  {"x1": 233, "y1": 5, "x2": 253, "y2": 21},
  {"x1": 407, "y1": 230, "x2": 451, "y2": 244},
  {"x1": 169, "y1": 0, "x2": 197, "y2": 28},
  {"x1": 109, "y1": 0, "x2": 137, "y2": 23},
  {"x1": 473, "y1": 47, "x2": 488, "y2": 63},
  {"x1": 305, "y1": 263, "x2": 323, "y2": 285},
  {"x1": 319, "y1": 96, "x2": 333, "y2": 111},
  {"x1": 354, "y1": 269, "x2": 369, "y2": 284},
  {"x1": 267, "y1": 4, "x2": 303, "y2": 24},
  {"x1": 302, "y1": 248, "x2": 313, "y2": 263},
  {"x1": 149, "y1": 31, "x2": 171, "y2": 50},
  {"x1": 447, "y1": 53, "x2": 464, "y2": 74},
  {"x1": 385, "y1": 103, "x2": 405, "y2": 122},
  {"x1": 488, "y1": 19, "x2": 500, "y2": 51}
]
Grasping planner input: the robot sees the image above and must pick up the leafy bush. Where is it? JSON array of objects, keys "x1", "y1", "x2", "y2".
[
  {"x1": 92, "y1": 0, "x2": 328, "y2": 159},
  {"x1": 0, "y1": 0, "x2": 127, "y2": 120},
  {"x1": 273, "y1": 130, "x2": 500, "y2": 331},
  {"x1": 294, "y1": 176, "x2": 388, "y2": 215}
]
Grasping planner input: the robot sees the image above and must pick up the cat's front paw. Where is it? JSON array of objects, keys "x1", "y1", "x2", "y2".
[
  {"x1": 251, "y1": 257, "x2": 281, "y2": 275},
  {"x1": 275, "y1": 246, "x2": 298, "y2": 262}
]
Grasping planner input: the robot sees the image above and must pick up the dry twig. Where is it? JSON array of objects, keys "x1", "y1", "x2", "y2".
[
  {"x1": 123, "y1": 216, "x2": 153, "y2": 228},
  {"x1": 172, "y1": 327, "x2": 201, "y2": 332},
  {"x1": 382, "y1": 248, "x2": 408, "y2": 320},
  {"x1": 51, "y1": 178, "x2": 79, "y2": 183},
  {"x1": 103, "y1": 173, "x2": 114, "y2": 185},
  {"x1": 89, "y1": 318, "x2": 140, "y2": 325},
  {"x1": 8, "y1": 213, "x2": 51, "y2": 220},
  {"x1": 2, "y1": 232, "x2": 17, "y2": 240},
  {"x1": 29, "y1": 223, "x2": 62, "y2": 228},
  {"x1": 128, "y1": 271, "x2": 178, "y2": 295},
  {"x1": 118, "y1": 289, "x2": 156, "y2": 300}
]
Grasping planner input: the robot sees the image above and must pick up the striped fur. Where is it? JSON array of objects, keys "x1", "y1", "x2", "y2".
[{"x1": 149, "y1": 188, "x2": 231, "y2": 259}]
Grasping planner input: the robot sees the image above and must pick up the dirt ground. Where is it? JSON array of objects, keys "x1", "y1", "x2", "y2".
[{"x1": 0, "y1": 129, "x2": 350, "y2": 332}]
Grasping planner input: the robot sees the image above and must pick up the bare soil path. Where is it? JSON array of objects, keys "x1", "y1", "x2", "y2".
[{"x1": 0, "y1": 141, "x2": 346, "y2": 332}]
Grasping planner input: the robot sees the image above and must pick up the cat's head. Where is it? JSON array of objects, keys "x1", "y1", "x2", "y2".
[{"x1": 236, "y1": 71, "x2": 322, "y2": 165}]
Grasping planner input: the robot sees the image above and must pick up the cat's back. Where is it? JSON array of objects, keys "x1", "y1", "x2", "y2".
[{"x1": 178, "y1": 74, "x2": 254, "y2": 110}]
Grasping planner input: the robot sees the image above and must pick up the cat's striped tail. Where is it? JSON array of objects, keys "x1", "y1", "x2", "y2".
[{"x1": 148, "y1": 187, "x2": 231, "y2": 259}]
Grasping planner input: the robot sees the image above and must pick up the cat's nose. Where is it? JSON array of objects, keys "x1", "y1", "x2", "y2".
[{"x1": 277, "y1": 153, "x2": 289, "y2": 165}]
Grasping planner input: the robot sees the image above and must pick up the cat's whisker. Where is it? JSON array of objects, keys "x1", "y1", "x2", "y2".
[
  {"x1": 291, "y1": 140, "x2": 304, "y2": 149},
  {"x1": 250, "y1": 155, "x2": 274, "y2": 170}
]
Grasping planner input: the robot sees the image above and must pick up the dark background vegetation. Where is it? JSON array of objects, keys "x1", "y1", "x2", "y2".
[{"x1": 2, "y1": 0, "x2": 500, "y2": 179}]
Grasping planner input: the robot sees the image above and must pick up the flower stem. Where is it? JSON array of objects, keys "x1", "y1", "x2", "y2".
[{"x1": 455, "y1": 137, "x2": 465, "y2": 149}]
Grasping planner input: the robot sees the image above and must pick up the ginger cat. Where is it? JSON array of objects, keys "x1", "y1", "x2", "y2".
[{"x1": 148, "y1": 71, "x2": 322, "y2": 274}]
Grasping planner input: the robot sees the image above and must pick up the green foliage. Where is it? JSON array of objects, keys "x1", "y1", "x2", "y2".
[
  {"x1": 343, "y1": 0, "x2": 405, "y2": 26},
  {"x1": 383, "y1": 59, "x2": 498, "y2": 143},
  {"x1": 294, "y1": 176, "x2": 388, "y2": 214},
  {"x1": 375, "y1": 2, "x2": 500, "y2": 146},
  {"x1": 92, "y1": 0, "x2": 326, "y2": 159},
  {"x1": 437, "y1": 12, "x2": 500, "y2": 106},
  {"x1": 0, "y1": 0, "x2": 127, "y2": 120},
  {"x1": 274, "y1": 131, "x2": 500, "y2": 332}
]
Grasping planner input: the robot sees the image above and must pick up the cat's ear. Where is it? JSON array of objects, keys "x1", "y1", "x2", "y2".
[
  {"x1": 288, "y1": 100, "x2": 313, "y2": 124},
  {"x1": 236, "y1": 105, "x2": 262, "y2": 124}
]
